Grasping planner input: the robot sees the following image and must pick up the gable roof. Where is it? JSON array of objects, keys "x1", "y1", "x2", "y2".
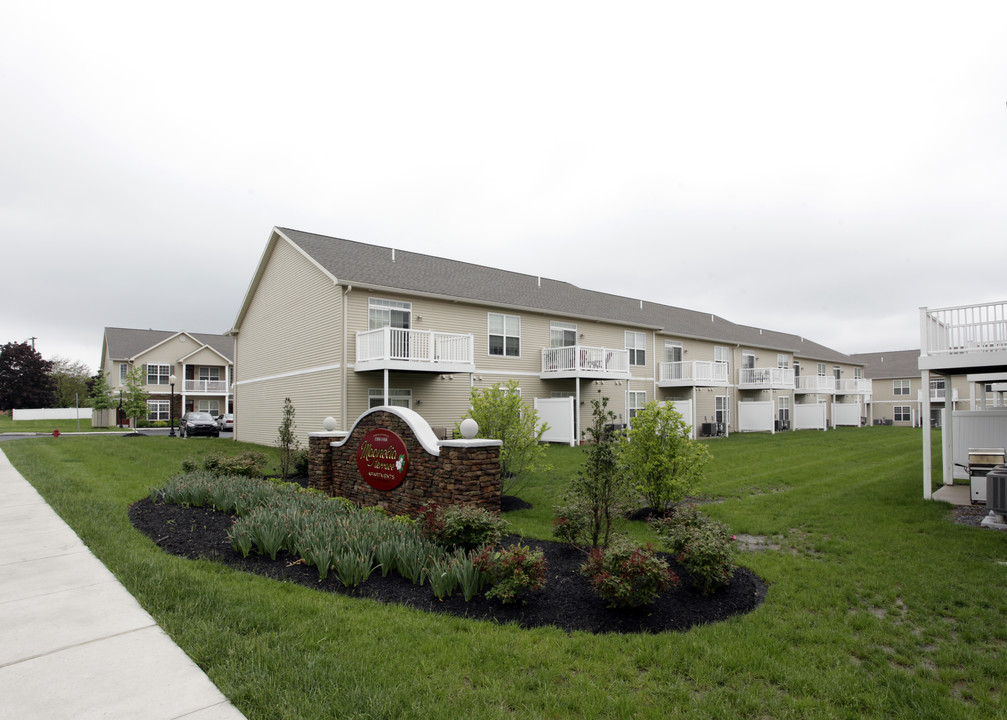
[
  {"x1": 850, "y1": 350, "x2": 920, "y2": 379},
  {"x1": 103, "y1": 327, "x2": 234, "y2": 363},
  {"x1": 232, "y1": 227, "x2": 857, "y2": 364}
]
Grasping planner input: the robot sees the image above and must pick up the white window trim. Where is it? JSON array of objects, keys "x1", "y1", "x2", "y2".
[
  {"x1": 894, "y1": 405, "x2": 911, "y2": 422},
  {"x1": 626, "y1": 332, "x2": 646, "y2": 367},
  {"x1": 488, "y1": 313, "x2": 521, "y2": 358},
  {"x1": 120, "y1": 363, "x2": 129, "y2": 383},
  {"x1": 550, "y1": 321, "x2": 577, "y2": 348},
  {"x1": 369, "y1": 297, "x2": 412, "y2": 330},
  {"x1": 147, "y1": 363, "x2": 172, "y2": 385},
  {"x1": 368, "y1": 388, "x2": 413, "y2": 408},
  {"x1": 893, "y1": 379, "x2": 910, "y2": 396},
  {"x1": 147, "y1": 399, "x2": 170, "y2": 421}
]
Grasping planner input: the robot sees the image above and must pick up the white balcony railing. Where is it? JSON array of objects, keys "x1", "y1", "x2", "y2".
[
  {"x1": 922, "y1": 301, "x2": 1007, "y2": 357},
  {"x1": 838, "y1": 378, "x2": 872, "y2": 394},
  {"x1": 658, "y1": 361, "x2": 730, "y2": 386},
  {"x1": 738, "y1": 367, "x2": 794, "y2": 388},
  {"x1": 795, "y1": 375, "x2": 836, "y2": 393},
  {"x1": 541, "y1": 345, "x2": 629, "y2": 377},
  {"x1": 184, "y1": 379, "x2": 228, "y2": 393},
  {"x1": 356, "y1": 327, "x2": 474, "y2": 370}
]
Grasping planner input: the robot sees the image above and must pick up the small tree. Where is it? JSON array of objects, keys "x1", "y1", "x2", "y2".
[
  {"x1": 89, "y1": 372, "x2": 114, "y2": 411},
  {"x1": 456, "y1": 379, "x2": 549, "y2": 496},
  {"x1": 619, "y1": 401, "x2": 711, "y2": 514},
  {"x1": 553, "y1": 397, "x2": 633, "y2": 549},
  {"x1": 277, "y1": 397, "x2": 299, "y2": 479},
  {"x1": 121, "y1": 365, "x2": 149, "y2": 428}
]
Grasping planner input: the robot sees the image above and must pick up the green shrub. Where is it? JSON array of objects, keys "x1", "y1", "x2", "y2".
[
  {"x1": 580, "y1": 538, "x2": 678, "y2": 608},
  {"x1": 651, "y1": 505, "x2": 737, "y2": 595},
  {"x1": 189, "y1": 450, "x2": 267, "y2": 478},
  {"x1": 472, "y1": 543, "x2": 547, "y2": 604},
  {"x1": 293, "y1": 449, "x2": 310, "y2": 477},
  {"x1": 418, "y1": 502, "x2": 507, "y2": 551}
]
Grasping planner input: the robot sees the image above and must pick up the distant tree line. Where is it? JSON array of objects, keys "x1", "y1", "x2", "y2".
[{"x1": 0, "y1": 340, "x2": 97, "y2": 412}]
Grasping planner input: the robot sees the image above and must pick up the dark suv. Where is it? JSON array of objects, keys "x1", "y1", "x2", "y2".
[{"x1": 179, "y1": 411, "x2": 220, "y2": 437}]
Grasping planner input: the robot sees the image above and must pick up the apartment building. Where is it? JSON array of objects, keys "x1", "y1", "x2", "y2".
[
  {"x1": 98, "y1": 327, "x2": 234, "y2": 426},
  {"x1": 230, "y1": 228, "x2": 869, "y2": 446}
]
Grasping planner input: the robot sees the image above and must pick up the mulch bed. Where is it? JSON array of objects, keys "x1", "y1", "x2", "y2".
[{"x1": 129, "y1": 498, "x2": 767, "y2": 634}]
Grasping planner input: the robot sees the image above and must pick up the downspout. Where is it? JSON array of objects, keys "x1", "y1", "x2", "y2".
[{"x1": 342, "y1": 285, "x2": 351, "y2": 430}]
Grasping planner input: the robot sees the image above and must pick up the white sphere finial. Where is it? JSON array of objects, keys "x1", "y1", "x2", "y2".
[
  {"x1": 460, "y1": 418, "x2": 478, "y2": 439},
  {"x1": 323, "y1": 416, "x2": 337, "y2": 432}
]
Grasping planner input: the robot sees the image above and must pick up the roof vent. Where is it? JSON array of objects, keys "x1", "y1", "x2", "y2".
[{"x1": 392, "y1": 248, "x2": 396, "y2": 262}]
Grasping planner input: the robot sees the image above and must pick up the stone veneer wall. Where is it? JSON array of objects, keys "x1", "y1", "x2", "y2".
[{"x1": 308, "y1": 409, "x2": 502, "y2": 516}]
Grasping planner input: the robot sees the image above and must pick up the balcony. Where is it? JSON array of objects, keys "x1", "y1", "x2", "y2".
[
  {"x1": 355, "y1": 327, "x2": 475, "y2": 373},
  {"x1": 541, "y1": 345, "x2": 630, "y2": 379},
  {"x1": 184, "y1": 379, "x2": 228, "y2": 393},
  {"x1": 795, "y1": 375, "x2": 836, "y2": 394},
  {"x1": 738, "y1": 367, "x2": 794, "y2": 390},
  {"x1": 920, "y1": 301, "x2": 1007, "y2": 371},
  {"x1": 838, "y1": 378, "x2": 872, "y2": 395},
  {"x1": 658, "y1": 361, "x2": 729, "y2": 387}
]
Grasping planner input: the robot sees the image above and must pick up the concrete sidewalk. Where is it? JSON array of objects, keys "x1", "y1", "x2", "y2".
[{"x1": 0, "y1": 449, "x2": 246, "y2": 720}]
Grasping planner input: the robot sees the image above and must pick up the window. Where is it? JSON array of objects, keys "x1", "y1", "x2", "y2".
[
  {"x1": 147, "y1": 400, "x2": 170, "y2": 422},
  {"x1": 855, "y1": 367, "x2": 863, "y2": 380},
  {"x1": 146, "y1": 363, "x2": 171, "y2": 385},
  {"x1": 893, "y1": 379, "x2": 910, "y2": 396},
  {"x1": 198, "y1": 367, "x2": 220, "y2": 381},
  {"x1": 120, "y1": 363, "x2": 129, "y2": 383},
  {"x1": 665, "y1": 341, "x2": 683, "y2": 362},
  {"x1": 550, "y1": 391, "x2": 575, "y2": 398},
  {"x1": 742, "y1": 350, "x2": 755, "y2": 369},
  {"x1": 794, "y1": 361, "x2": 801, "y2": 379},
  {"x1": 834, "y1": 366, "x2": 841, "y2": 382},
  {"x1": 369, "y1": 298, "x2": 412, "y2": 330},
  {"x1": 715, "y1": 395, "x2": 730, "y2": 425},
  {"x1": 894, "y1": 406, "x2": 911, "y2": 422},
  {"x1": 488, "y1": 313, "x2": 520, "y2": 357},
  {"x1": 817, "y1": 363, "x2": 827, "y2": 376},
  {"x1": 777, "y1": 354, "x2": 789, "y2": 369},
  {"x1": 197, "y1": 399, "x2": 220, "y2": 415},
  {"x1": 628, "y1": 391, "x2": 646, "y2": 420},
  {"x1": 550, "y1": 321, "x2": 577, "y2": 348},
  {"x1": 930, "y1": 378, "x2": 946, "y2": 399},
  {"x1": 714, "y1": 346, "x2": 730, "y2": 368},
  {"x1": 368, "y1": 388, "x2": 413, "y2": 408},
  {"x1": 778, "y1": 396, "x2": 790, "y2": 423},
  {"x1": 625, "y1": 332, "x2": 646, "y2": 366}
]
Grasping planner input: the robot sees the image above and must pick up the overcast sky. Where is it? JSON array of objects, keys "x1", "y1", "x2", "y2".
[{"x1": 3, "y1": 2, "x2": 1005, "y2": 374}]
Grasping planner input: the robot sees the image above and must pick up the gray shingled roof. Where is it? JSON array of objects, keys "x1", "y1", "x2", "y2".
[
  {"x1": 849, "y1": 350, "x2": 920, "y2": 379},
  {"x1": 103, "y1": 327, "x2": 234, "y2": 362},
  {"x1": 277, "y1": 227, "x2": 855, "y2": 363}
]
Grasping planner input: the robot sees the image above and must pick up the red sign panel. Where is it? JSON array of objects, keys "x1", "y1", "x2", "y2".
[{"x1": 356, "y1": 428, "x2": 409, "y2": 491}]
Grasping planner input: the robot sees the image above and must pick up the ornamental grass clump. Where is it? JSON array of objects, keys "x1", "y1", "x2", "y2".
[
  {"x1": 651, "y1": 505, "x2": 737, "y2": 596},
  {"x1": 580, "y1": 538, "x2": 678, "y2": 608},
  {"x1": 418, "y1": 502, "x2": 507, "y2": 551},
  {"x1": 472, "y1": 543, "x2": 547, "y2": 604}
]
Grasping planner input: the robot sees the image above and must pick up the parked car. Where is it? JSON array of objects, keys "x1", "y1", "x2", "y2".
[
  {"x1": 216, "y1": 413, "x2": 234, "y2": 432},
  {"x1": 179, "y1": 411, "x2": 219, "y2": 437}
]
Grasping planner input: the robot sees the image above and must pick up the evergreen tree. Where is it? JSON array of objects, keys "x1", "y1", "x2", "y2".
[{"x1": 0, "y1": 341, "x2": 55, "y2": 410}]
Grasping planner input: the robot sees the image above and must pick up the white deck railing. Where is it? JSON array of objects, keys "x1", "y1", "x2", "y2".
[
  {"x1": 738, "y1": 367, "x2": 794, "y2": 388},
  {"x1": 921, "y1": 301, "x2": 1007, "y2": 357},
  {"x1": 795, "y1": 375, "x2": 836, "y2": 393},
  {"x1": 838, "y1": 378, "x2": 872, "y2": 394},
  {"x1": 356, "y1": 327, "x2": 474, "y2": 366},
  {"x1": 184, "y1": 379, "x2": 227, "y2": 393},
  {"x1": 658, "y1": 360, "x2": 729, "y2": 385},
  {"x1": 541, "y1": 345, "x2": 629, "y2": 375}
]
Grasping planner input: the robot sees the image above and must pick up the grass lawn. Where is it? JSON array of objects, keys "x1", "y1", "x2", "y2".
[{"x1": 5, "y1": 428, "x2": 1006, "y2": 719}]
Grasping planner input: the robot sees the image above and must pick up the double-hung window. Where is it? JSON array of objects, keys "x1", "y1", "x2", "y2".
[
  {"x1": 147, "y1": 400, "x2": 170, "y2": 421},
  {"x1": 777, "y1": 354, "x2": 789, "y2": 369},
  {"x1": 714, "y1": 346, "x2": 730, "y2": 372},
  {"x1": 625, "y1": 332, "x2": 646, "y2": 366},
  {"x1": 628, "y1": 391, "x2": 646, "y2": 420},
  {"x1": 550, "y1": 321, "x2": 577, "y2": 348},
  {"x1": 368, "y1": 388, "x2": 413, "y2": 408},
  {"x1": 778, "y1": 396, "x2": 790, "y2": 424},
  {"x1": 488, "y1": 313, "x2": 520, "y2": 357},
  {"x1": 120, "y1": 363, "x2": 129, "y2": 384},
  {"x1": 893, "y1": 379, "x2": 910, "y2": 396},
  {"x1": 146, "y1": 363, "x2": 171, "y2": 385},
  {"x1": 894, "y1": 406, "x2": 911, "y2": 422},
  {"x1": 198, "y1": 367, "x2": 220, "y2": 381}
]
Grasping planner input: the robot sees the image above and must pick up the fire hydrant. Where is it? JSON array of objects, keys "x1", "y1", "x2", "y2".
[{"x1": 52, "y1": 428, "x2": 60, "y2": 438}]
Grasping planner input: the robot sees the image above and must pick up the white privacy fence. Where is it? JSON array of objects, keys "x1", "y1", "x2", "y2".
[
  {"x1": 659, "y1": 399, "x2": 695, "y2": 438},
  {"x1": 833, "y1": 402, "x2": 862, "y2": 427},
  {"x1": 534, "y1": 397, "x2": 576, "y2": 445},
  {"x1": 12, "y1": 408, "x2": 94, "y2": 421},
  {"x1": 738, "y1": 401, "x2": 774, "y2": 433},
  {"x1": 951, "y1": 409, "x2": 1007, "y2": 479},
  {"x1": 794, "y1": 403, "x2": 827, "y2": 431}
]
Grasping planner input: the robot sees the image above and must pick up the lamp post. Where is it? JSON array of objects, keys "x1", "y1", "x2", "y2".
[
  {"x1": 168, "y1": 374, "x2": 177, "y2": 437},
  {"x1": 115, "y1": 389, "x2": 123, "y2": 428}
]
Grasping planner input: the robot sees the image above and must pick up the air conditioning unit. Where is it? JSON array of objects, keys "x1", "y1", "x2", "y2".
[{"x1": 987, "y1": 465, "x2": 1007, "y2": 521}]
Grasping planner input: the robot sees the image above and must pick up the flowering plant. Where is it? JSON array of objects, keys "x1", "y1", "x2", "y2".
[{"x1": 651, "y1": 505, "x2": 736, "y2": 595}]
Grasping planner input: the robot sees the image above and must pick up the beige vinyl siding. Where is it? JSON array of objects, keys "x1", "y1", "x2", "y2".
[
  {"x1": 236, "y1": 369, "x2": 343, "y2": 446},
  {"x1": 237, "y1": 238, "x2": 343, "y2": 380},
  {"x1": 180, "y1": 347, "x2": 228, "y2": 368}
]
